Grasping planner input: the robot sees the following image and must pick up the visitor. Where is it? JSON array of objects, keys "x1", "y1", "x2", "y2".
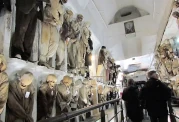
[
  {"x1": 140, "y1": 70, "x2": 171, "y2": 122},
  {"x1": 122, "y1": 79, "x2": 143, "y2": 122}
]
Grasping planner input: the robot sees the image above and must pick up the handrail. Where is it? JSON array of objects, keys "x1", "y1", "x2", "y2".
[
  {"x1": 171, "y1": 96, "x2": 179, "y2": 100},
  {"x1": 108, "y1": 109, "x2": 122, "y2": 122},
  {"x1": 170, "y1": 113, "x2": 179, "y2": 120},
  {"x1": 38, "y1": 98, "x2": 121, "y2": 122}
]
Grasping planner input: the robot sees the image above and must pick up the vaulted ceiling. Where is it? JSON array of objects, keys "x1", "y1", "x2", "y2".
[{"x1": 65, "y1": 0, "x2": 174, "y2": 71}]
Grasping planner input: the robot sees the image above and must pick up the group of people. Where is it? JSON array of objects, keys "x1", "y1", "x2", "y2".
[{"x1": 122, "y1": 70, "x2": 171, "y2": 122}]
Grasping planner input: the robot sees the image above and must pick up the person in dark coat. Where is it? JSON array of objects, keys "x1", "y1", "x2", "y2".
[
  {"x1": 122, "y1": 79, "x2": 143, "y2": 122},
  {"x1": 140, "y1": 70, "x2": 171, "y2": 122}
]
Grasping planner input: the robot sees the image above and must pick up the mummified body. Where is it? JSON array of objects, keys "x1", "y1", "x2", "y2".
[
  {"x1": 67, "y1": 14, "x2": 83, "y2": 69},
  {"x1": 77, "y1": 22, "x2": 91, "y2": 71},
  {"x1": 78, "y1": 79, "x2": 91, "y2": 120},
  {"x1": 6, "y1": 72, "x2": 35, "y2": 122},
  {"x1": 70, "y1": 79, "x2": 82, "y2": 111},
  {"x1": 0, "y1": 55, "x2": 8, "y2": 116},
  {"x1": 97, "y1": 46, "x2": 108, "y2": 76},
  {"x1": 39, "y1": 0, "x2": 67, "y2": 68},
  {"x1": 56, "y1": 9, "x2": 74, "y2": 70},
  {"x1": 78, "y1": 79, "x2": 91, "y2": 109},
  {"x1": 11, "y1": 0, "x2": 43, "y2": 60},
  {"x1": 37, "y1": 74, "x2": 57, "y2": 121},
  {"x1": 56, "y1": 76, "x2": 72, "y2": 115}
]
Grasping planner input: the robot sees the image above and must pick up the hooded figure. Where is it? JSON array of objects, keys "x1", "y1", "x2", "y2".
[
  {"x1": 56, "y1": 76, "x2": 72, "y2": 115},
  {"x1": 122, "y1": 79, "x2": 143, "y2": 122},
  {"x1": 11, "y1": 0, "x2": 43, "y2": 60},
  {"x1": 67, "y1": 14, "x2": 83, "y2": 70},
  {"x1": 77, "y1": 22, "x2": 90, "y2": 70},
  {"x1": 6, "y1": 72, "x2": 35, "y2": 122},
  {"x1": 0, "y1": 55, "x2": 8, "y2": 117},
  {"x1": 56, "y1": 9, "x2": 73, "y2": 70},
  {"x1": 97, "y1": 46, "x2": 108, "y2": 76},
  {"x1": 39, "y1": 0, "x2": 67, "y2": 68},
  {"x1": 37, "y1": 74, "x2": 57, "y2": 121},
  {"x1": 85, "y1": 32, "x2": 93, "y2": 67}
]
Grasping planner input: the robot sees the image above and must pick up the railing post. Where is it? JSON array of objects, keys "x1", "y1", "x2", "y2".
[
  {"x1": 120, "y1": 100, "x2": 124, "y2": 122},
  {"x1": 168, "y1": 99, "x2": 176, "y2": 122},
  {"x1": 101, "y1": 106, "x2": 106, "y2": 122},
  {"x1": 114, "y1": 102, "x2": 119, "y2": 122}
]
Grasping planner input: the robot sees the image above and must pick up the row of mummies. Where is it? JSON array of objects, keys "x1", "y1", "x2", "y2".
[
  {"x1": 0, "y1": 54, "x2": 93, "y2": 122},
  {"x1": 97, "y1": 46, "x2": 120, "y2": 85},
  {"x1": 0, "y1": 0, "x2": 119, "y2": 80},
  {"x1": 0, "y1": 0, "x2": 93, "y2": 75},
  {"x1": 0, "y1": 54, "x2": 119, "y2": 122},
  {"x1": 154, "y1": 1, "x2": 179, "y2": 98}
]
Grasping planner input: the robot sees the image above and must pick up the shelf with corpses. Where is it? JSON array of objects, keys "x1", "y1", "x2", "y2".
[{"x1": 0, "y1": 0, "x2": 121, "y2": 122}]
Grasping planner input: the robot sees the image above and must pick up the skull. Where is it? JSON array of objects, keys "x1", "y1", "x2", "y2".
[
  {"x1": 19, "y1": 72, "x2": 34, "y2": 89},
  {"x1": 62, "y1": 75, "x2": 72, "y2": 86},
  {"x1": 64, "y1": 9, "x2": 73, "y2": 22},
  {"x1": 172, "y1": 11, "x2": 179, "y2": 19},
  {"x1": 77, "y1": 14, "x2": 83, "y2": 23},
  {"x1": 46, "y1": 74, "x2": 57, "y2": 89}
]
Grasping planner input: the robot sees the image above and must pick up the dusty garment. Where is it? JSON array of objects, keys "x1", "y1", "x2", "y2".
[
  {"x1": 6, "y1": 81, "x2": 35, "y2": 122},
  {"x1": 67, "y1": 20, "x2": 82, "y2": 69},
  {"x1": 67, "y1": 41, "x2": 75, "y2": 68},
  {"x1": 43, "y1": 1, "x2": 64, "y2": 27},
  {"x1": 56, "y1": 20, "x2": 71, "y2": 69},
  {"x1": 78, "y1": 25, "x2": 90, "y2": 68},
  {"x1": 97, "y1": 64, "x2": 104, "y2": 76},
  {"x1": 172, "y1": 57, "x2": 179, "y2": 75},
  {"x1": 11, "y1": 4, "x2": 38, "y2": 60},
  {"x1": 165, "y1": 59, "x2": 173, "y2": 75},
  {"x1": 0, "y1": 72, "x2": 8, "y2": 114},
  {"x1": 56, "y1": 39, "x2": 65, "y2": 69},
  {"x1": 98, "y1": 49, "x2": 105, "y2": 65},
  {"x1": 39, "y1": 22, "x2": 59, "y2": 63},
  {"x1": 0, "y1": 0, "x2": 11, "y2": 12},
  {"x1": 78, "y1": 85, "x2": 90, "y2": 120},
  {"x1": 56, "y1": 83, "x2": 72, "y2": 115},
  {"x1": 85, "y1": 37, "x2": 93, "y2": 66},
  {"x1": 77, "y1": 40, "x2": 86, "y2": 68},
  {"x1": 67, "y1": 40, "x2": 80, "y2": 69},
  {"x1": 78, "y1": 85, "x2": 90, "y2": 108},
  {"x1": 37, "y1": 83, "x2": 57, "y2": 121}
]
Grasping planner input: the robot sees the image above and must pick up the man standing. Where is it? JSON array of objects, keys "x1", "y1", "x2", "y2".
[
  {"x1": 140, "y1": 70, "x2": 171, "y2": 122},
  {"x1": 122, "y1": 79, "x2": 143, "y2": 122}
]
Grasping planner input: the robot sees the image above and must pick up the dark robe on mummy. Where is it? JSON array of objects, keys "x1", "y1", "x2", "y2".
[
  {"x1": 85, "y1": 37, "x2": 93, "y2": 67},
  {"x1": 0, "y1": 0, "x2": 11, "y2": 12},
  {"x1": 37, "y1": 83, "x2": 57, "y2": 121},
  {"x1": 11, "y1": 0, "x2": 43, "y2": 60},
  {"x1": 56, "y1": 83, "x2": 72, "y2": 115},
  {"x1": 6, "y1": 81, "x2": 35, "y2": 122},
  {"x1": 0, "y1": 72, "x2": 8, "y2": 114},
  {"x1": 56, "y1": 14, "x2": 73, "y2": 69}
]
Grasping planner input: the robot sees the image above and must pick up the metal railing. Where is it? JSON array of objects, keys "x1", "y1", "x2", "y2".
[
  {"x1": 38, "y1": 98, "x2": 124, "y2": 122},
  {"x1": 169, "y1": 97, "x2": 179, "y2": 122}
]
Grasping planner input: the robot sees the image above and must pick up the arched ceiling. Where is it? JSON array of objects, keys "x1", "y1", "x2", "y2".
[{"x1": 65, "y1": 0, "x2": 174, "y2": 71}]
